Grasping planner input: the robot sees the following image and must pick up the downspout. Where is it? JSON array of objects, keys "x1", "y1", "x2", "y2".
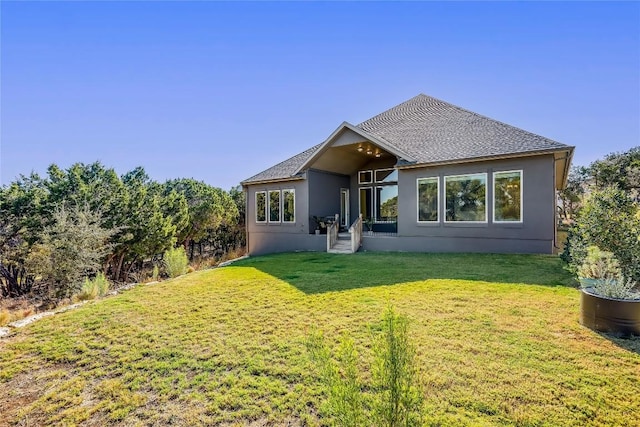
[
  {"x1": 553, "y1": 151, "x2": 572, "y2": 251},
  {"x1": 243, "y1": 185, "x2": 250, "y2": 256}
]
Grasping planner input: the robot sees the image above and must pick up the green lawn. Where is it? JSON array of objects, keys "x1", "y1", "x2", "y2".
[{"x1": 1, "y1": 252, "x2": 638, "y2": 426}]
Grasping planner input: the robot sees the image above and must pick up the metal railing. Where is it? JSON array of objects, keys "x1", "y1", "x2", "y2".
[
  {"x1": 348, "y1": 214, "x2": 363, "y2": 253},
  {"x1": 327, "y1": 214, "x2": 339, "y2": 251}
]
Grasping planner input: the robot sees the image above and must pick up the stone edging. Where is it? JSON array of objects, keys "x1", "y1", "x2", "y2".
[{"x1": 0, "y1": 255, "x2": 249, "y2": 339}]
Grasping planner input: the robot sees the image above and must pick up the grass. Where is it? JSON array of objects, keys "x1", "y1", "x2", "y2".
[{"x1": 0, "y1": 252, "x2": 638, "y2": 426}]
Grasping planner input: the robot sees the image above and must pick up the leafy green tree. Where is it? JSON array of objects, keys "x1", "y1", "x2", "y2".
[
  {"x1": 26, "y1": 205, "x2": 115, "y2": 298},
  {"x1": 589, "y1": 146, "x2": 640, "y2": 200},
  {"x1": 563, "y1": 187, "x2": 640, "y2": 282},
  {"x1": 557, "y1": 166, "x2": 589, "y2": 223},
  {"x1": 163, "y1": 179, "x2": 238, "y2": 259}
]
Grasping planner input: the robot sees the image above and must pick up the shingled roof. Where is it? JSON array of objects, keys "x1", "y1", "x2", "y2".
[{"x1": 242, "y1": 94, "x2": 573, "y2": 184}]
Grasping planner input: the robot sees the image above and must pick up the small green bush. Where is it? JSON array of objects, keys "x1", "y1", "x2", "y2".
[
  {"x1": 577, "y1": 246, "x2": 621, "y2": 280},
  {"x1": 77, "y1": 272, "x2": 110, "y2": 300},
  {"x1": 306, "y1": 306, "x2": 424, "y2": 427},
  {"x1": 163, "y1": 247, "x2": 188, "y2": 278},
  {"x1": 592, "y1": 276, "x2": 639, "y2": 300},
  {"x1": 152, "y1": 265, "x2": 159, "y2": 281},
  {"x1": 563, "y1": 187, "x2": 640, "y2": 282}
]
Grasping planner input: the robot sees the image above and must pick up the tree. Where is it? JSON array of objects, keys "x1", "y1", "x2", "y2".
[
  {"x1": 163, "y1": 179, "x2": 238, "y2": 259},
  {"x1": 557, "y1": 166, "x2": 589, "y2": 223},
  {"x1": 26, "y1": 205, "x2": 115, "y2": 299},
  {"x1": 562, "y1": 187, "x2": 640, "y2": 282},
  {"x1": 589, "y1": 146, "x2": 640, "y2": 201}
]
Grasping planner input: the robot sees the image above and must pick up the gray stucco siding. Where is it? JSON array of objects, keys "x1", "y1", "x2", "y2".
[
  {"x1": 395, "y1": 154, "x2": 556, "y2": 252},
  {"x1": 307, "y1": 169, "x2": 350, "y2": 223},
  {"x1": 246, "y1": 179, "x2": 309, "y2": 235}
]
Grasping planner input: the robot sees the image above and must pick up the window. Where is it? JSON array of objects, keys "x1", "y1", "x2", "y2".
[
  {"x1": 358, "y1": 170, "x2": 373, "y2": 184},
  {"x1": 375, "y1": 169, "x2": 398, "y2": 183},
  {"x1": 282, "y1": 189, "x2": 295, "y2": 223},
  {"x1": 255, "y1": 191, "x2": 266, "y2": 223},
  {"x1": 359, "y1": 187, "x2": 373, "y2": 220},
  {"x1": 269, "y1": 190, "x2": 280, "y2": 222},
  {"x1": 417, "y1": 177, "x2": 439, "y2": 222},
  {"x1": 445, "y1": 173, "x2": 487, "y2": 222},
  {"x1": 375, "y1": 185, "x2": 398, "y2": 222},
  {"x1": 494, "y1": 170, "x2": 522, "y2": 222}
]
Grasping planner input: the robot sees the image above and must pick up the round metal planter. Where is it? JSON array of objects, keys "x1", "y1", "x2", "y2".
[{"x1": 580, "y1": 288, "x2": 640, "y2": 337}]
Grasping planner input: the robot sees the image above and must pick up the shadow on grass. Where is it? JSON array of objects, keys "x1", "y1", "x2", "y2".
[
  {"x1": 232, "y1": 252, "x2": 577, "y2": 294},
  {"x1": 596, "y1": 332, "x2": 640, "y2": 355}
]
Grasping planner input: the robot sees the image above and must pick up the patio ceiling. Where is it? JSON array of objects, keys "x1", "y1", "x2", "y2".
[{"x1": 308, "y1": 142, "x2": 396, "y2": 175}]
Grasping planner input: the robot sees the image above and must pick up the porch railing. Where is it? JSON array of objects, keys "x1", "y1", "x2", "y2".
[
  {"x1": 349, "y1": 214, "x2": 363, "y2": 253},
  {"x1": 327, "y1": 214, "x2": 339, "y2": 251}
]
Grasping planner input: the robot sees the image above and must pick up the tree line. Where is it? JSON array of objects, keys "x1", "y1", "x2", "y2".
[{"x1": 0, "y1": 162, "x2": 245, "y2": 300}]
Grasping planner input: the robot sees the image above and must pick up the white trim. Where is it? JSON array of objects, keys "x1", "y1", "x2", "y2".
[
  {"x1": 282, "y1": 189, "x2": 296, "y2": 223},
  {"x1": 493, "y1": 170, "x2": 523, "y2": 223},
  {"x1": 292, "y1": 122, "x2": 417, "y2": 176},
  {"x1": 358, "y1": 170, "x2": 373, "y2": 184},
  {"x1": 444, "y1": 173, "x2": 488, "y2": 223},
  {"x1": 268, "y1": 190, "x2": 281, "y2": 223},
  {"x1": 416, "y1": 176, "x2": 439, "y2": 223},
  {"x1": 255, "y1": 191, "x2": 267, "y2": 223},
  {"x1": 374, "y1": 168, "x2": 398, "y2": 183},
  {"x1": 340, "y1": 188, "x2": 350, "y2": 227}
]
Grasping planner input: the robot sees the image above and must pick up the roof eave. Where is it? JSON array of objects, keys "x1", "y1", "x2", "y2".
[
  {"x1": 241, "y1": 174, "x2": 306, "y2": 187},
  {"x1": 291, "y1": 122, "x2": 417, "y2": 176},
  {"x1": 395, "y1": 147, "x2": 576, "y2": 171}
]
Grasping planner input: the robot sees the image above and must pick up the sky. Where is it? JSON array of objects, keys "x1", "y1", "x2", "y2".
[{"x1": 1, "y1": 1, "x2": 638, "y2": 191}]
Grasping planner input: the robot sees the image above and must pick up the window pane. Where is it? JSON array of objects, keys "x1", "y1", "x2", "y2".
[
  {"x1": 494, "y1": 171, "x2": 521, "y2": 221},
  {"x1": 375, "y1": 169, "x2": 398, "y2": 183},
  {"x1": 445, "y1": 174, "x2": 487, "y2": 222},
  {"x1": 376, "y1": 185, "x2": 398, "y2": 222},
  {"x1": 269, "y1": 190, "x2": 280, "y2": 222},
  {"x1": 256, "y1": 192, "x2": 266, "y2": 222},
  {"x1": 359, "y1": 188, "x2": 372, "y2": 220},
  {"x1": 417, "y1": 178, "x2": 438, "y2": 222},
  {"x1": 283, "y1": 190, "x2": 295, "y2": 222},
  {"x1": 358, "y1": 171, "x2": 372, "y2": 184}
]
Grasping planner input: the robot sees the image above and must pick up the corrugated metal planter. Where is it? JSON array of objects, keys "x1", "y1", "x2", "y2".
[{"x1": 580, "y1": 288, "x2": 640, "y2": 337}]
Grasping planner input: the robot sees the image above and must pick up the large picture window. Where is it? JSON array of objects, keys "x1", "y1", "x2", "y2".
[
  {"x1": 445, "y1": 173, "x2": 487, "y2": 222},
  {"x1": 375, "y1": 185, "x2": 398, "y2": 222},
  {"x1": 494, "y1": 170, "x2": 522, "y2": 222},
  {"x1": 282, "y1": 189, "x2": 295, "y2": 223},
  {"x1": 255, "y1": 191, "x2": 266, "y2": 223},
  {"x1": 417, "y1": 177, "x2": 439, "y2": 222},
  {"x1": 269, "y1": 190, "x2": 280, "y2": 222}
]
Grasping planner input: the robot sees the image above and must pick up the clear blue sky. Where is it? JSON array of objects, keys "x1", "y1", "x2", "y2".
[{"x1": 1, "y1": 1, "x2": 638, "y2": 190}]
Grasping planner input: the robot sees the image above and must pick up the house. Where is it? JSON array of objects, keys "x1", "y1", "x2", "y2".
[{"x1": 241, "y1": 94, "x2": 574, "y2": 255}]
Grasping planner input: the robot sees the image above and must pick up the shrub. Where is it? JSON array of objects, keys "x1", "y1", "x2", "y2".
[
  {"x1": 577, "y1": 246, "x2": 621, "y2": 280},
  {"x1": 306, "y1": 306, "x2": 424, "y2": 427},
  {"x1": 592, "y1": 276, "x2": 639, "y2": 300},
  {"x1": 563, "y1": 187, "x2": 640, "y2": 282},
  {"x1": 152, "y1": 265, "x2": 159, "y2": 281},
  {"x1": 0, "y1": 309, "x2": 10, "y2": 326},
  {"x1": 77, "y1": 273, "x2": 110, "y2": 300},
  {"x1": 163, "y1": 247, "x2": 188, "y2": 278},
  {"x1": 306, "y1": 331, "x2": 367, "y2": 427},
  {"x1": 372, "y1": 306, "x2": 424, "y2": 427}
]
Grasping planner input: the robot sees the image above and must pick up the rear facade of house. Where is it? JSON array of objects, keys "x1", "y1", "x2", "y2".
[{"x1": 242, "y1": 94, "x2": 574, "y2": 256}]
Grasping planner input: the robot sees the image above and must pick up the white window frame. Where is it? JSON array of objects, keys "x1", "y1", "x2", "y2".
[
  {"x1": 493, "y1": 170, "x2": 523, "y2": 223},
  {"x1": 282, "y1": 189, "x2": 295, "y2": 223},
  {"x1": 358, "y1": 170, "x2": 373, "y2": 184},
  {"x1": 374, "y1": 168, "x2": 398, "y2": 184},
  {"x1": 416, "y1": 177, "x2": 439, "y2": 223},
  {"x1": 359, "y1": 186, "x2": 373, "y2": 220},
  {"x1": 268, "y1": 190, "x2": 281, "y2": 223},
  {"x1": 444, "y1": 173, "x2": 488, "y2": 224},
  {"x1": 255, "y1": 191, "x2": 267, "y2": 223}
]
